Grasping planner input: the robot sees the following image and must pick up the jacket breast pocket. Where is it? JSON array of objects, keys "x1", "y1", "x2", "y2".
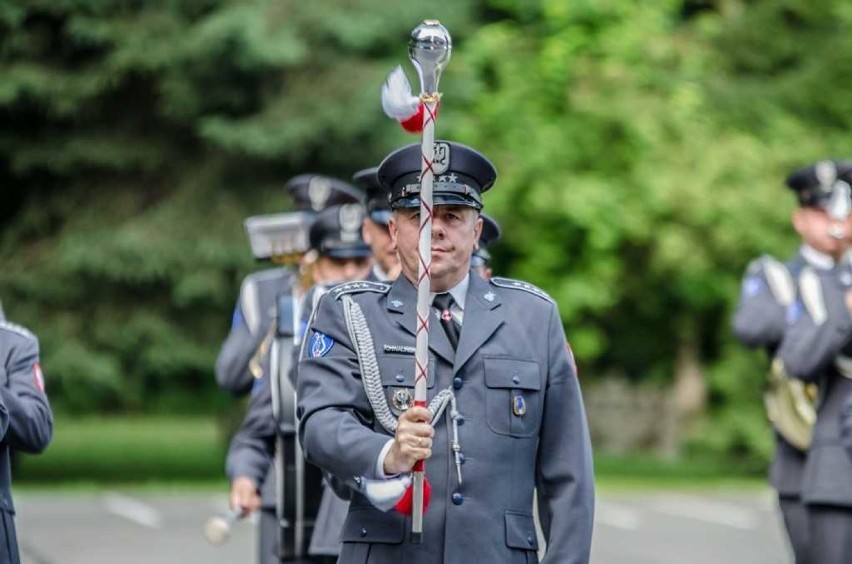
[
  {"x1": 379, "y1": 355, "x2": 436, "y2": 417},
  {"x1": 484, "y1": 357, "x2": 543, "y2": 437}
]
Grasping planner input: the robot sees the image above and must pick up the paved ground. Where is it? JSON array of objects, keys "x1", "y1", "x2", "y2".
[{"x1": 15, "y1": 488, "x2": 790, "y2": 563}]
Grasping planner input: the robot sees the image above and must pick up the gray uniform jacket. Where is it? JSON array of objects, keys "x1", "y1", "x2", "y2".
[
  {"x1": 297, "y1": 273, "x2": 595, "y2": 564},
  {"x1": 216, "y1": 268, "x2": 295, "y2": 396},
  {"x1": 223, "y1": 269, "x2": 296, "y2": 510},
  {"x1": 226, "y1": 283, "x2": 349, "y2": 556},
  {"x1": 0, "y1": 322, "x2": 53, "y2": 563},
  {"x1": 226, "y1": 282, "x2": 323, "y2": 491},
  {"x1": 731, "y1": 252, "x2": 808, "y2": 496},
  {"x1": 775, "y1": 257, "x2": 852, "y2": 506}
]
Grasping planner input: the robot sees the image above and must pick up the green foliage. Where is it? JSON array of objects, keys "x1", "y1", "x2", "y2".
[
  {"x1": 0, "y1": 0, "x2": 477, "y2": 413},
  {"x1": 445, "y1": 0, "x2": 849, "y2": 460},
  {"x1": 1, "y1": 0, "x2": 848, "y2": 465},
  {"x1": 16, "y1": 416, "x2": 225, "y2": 483}
]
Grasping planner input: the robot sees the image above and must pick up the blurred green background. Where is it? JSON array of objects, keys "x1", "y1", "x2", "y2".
[{"x1": 3, "y1": 0, "x2": 850, "y2": 484}]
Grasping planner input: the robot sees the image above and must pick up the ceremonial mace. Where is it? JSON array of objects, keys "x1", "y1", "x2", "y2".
[
  {"x1": 203, "y1": 509, "x2": 243, "y2": 545},
  {"x1": 381, "y1": 20, "x2": 452, "y2": 544}
]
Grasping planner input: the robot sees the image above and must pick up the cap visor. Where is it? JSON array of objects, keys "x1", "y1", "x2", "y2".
[
  {"x1": 321, "y1": 244, "x2": 373, "y2": 259},
  {"x1": 369, "y1": 210, "x2": 392, "y2": 226},
  {"x1": 393, "y1": 192, "x2": 482, "y2": 209}
]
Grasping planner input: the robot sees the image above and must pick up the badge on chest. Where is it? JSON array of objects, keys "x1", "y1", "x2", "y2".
[
  {"x1": 390, "y1": 388, "x2": 413, "y2": 416},
  {"x1": 512, "y1": 391, "x2": 526, "y2": 417}
]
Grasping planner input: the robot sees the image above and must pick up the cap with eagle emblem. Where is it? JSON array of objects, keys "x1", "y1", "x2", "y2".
[
  {"x1": 284, "y1": 174, "x2": 365, "y2": 213},
  {"x1": 308, "y1": 204, "x2": 372, "y2": 258},
  {"x1": 376, "y1": 140, "x2": 497, "y2": 210},
  {"x1": 786, "y1": 160, "x2": 852, "y2": 216}
]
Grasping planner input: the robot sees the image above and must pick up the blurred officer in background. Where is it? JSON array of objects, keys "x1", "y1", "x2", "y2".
[
  {"x1": 0, "y1": 318, "x2": 53, "y2": 563},
  {"x1": 352, "y1": 167, "x2": 401, "y2": 283},
  {"x1": 774, "y1": 161, "x2": 852, "y2": 564},
  {"x1": 217, "y1": 175, "x2": 364, "y2": 563},
  {"x1": 216, "y1": 175, "x2": 364, "y2": 396},
  {"x1": 734, "y1": 160, "x2": 852, "y2": 563},
  {"x1": 471, "y1": 213, "x2": 500, "y2": 280},
  {"x1": 227, "y1": 203, "x2": 372, "y2": 563},
  {"x1": 297, "y1": 140, "x2": 594, "y2": 563}
]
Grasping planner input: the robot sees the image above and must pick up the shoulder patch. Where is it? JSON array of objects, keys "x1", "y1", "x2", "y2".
[
  {"x1": 0, "y1": 321, "x2": 35, "y2": 341},
  {"x1": 490, "y1": 277, "x2": 554, "y2": 303},
  {"x1": 309, "y1": 332, "x2": 334, "y2": 357},
  {"x1": 331, "y1": 281, "x2": 391, "y2": 300}
]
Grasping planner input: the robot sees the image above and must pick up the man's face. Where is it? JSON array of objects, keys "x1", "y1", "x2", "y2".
[
  {"x1": 313, "y1": 255, "x2": 372, "y2": 285},
  {"x1": 390, "y1": 205, "x2": 482, "y2": 292},
  {"x1": 362, "y1": 219, "x2": 400, "y2": 279},
  {"x1": 793, "y1": 207, "x2": 852, "y2": 259}
]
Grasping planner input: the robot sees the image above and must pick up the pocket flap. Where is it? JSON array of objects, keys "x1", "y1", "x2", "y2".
[
  {"x1": 379, "y1": 354, "x2": 435, "y2": 388},
  {"x1": 484, "y1": 358, "x2": 541, "y2": 390},
  {"x1": 504, "y1": 510, "x2": 538, "y2": 550},
  {"x1": 341, "y1": 508, "x2": 405, "y2": 544}
]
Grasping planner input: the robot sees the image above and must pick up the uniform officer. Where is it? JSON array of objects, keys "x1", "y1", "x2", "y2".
[
  {"x1": 352, "y1": 167, "x2": 401, "y2": 283},
  {"x1": 216, "y1": 175, "x2": 364, "y2": 396},
  {"x1": 228, "y1": 203, "x2": 373, "y2": 563},
  {"x1": 471, "y1": 213, "x2": 500, "y2": 280},
  {"x1": 732, "y1": 160, "x2": 852, "y2": 562},
  {"x1": 296, "y1": 140, "x2": 595, "y2": 563},
  {"x1": 0, "y1": 319, "x2": 53, "y2": 563},
  {"x1": 218, "y1": 175, "x2": 363, "y2": 563},
  {"x1": 758, "y1": 161, "x2": 852, "y2": 564}
]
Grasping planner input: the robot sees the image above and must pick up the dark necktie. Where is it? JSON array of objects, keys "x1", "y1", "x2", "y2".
[{"x1": 433, "y1": 293, "x2": 461, "y2": 351}]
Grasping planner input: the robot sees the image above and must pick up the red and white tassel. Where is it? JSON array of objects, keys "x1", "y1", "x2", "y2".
[
  {"x1": 381, "y1": 66, "x2": 439, "y2": 134},
  {"x1": 357, "y1": 473, "x2": 432, "y2": 515}
]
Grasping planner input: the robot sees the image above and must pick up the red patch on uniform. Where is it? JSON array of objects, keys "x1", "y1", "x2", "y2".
[
  {"x1": 33, "y1": 363, "x2": 45, "y2": 393},
  {"x1": 566, "y1": 342, "x2": 578, "y2": 377}
]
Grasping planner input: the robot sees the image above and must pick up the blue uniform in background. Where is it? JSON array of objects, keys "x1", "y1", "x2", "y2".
[{"x1": 0, "y1": 321, "x2": 53, "y2": 564}]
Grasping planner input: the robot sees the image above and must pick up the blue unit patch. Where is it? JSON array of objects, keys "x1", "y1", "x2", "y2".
[
  {"x1": 787, "y1": 301, "x2": 802, "y2": 325},
  {"x1": 743, "y1": 276, "x2": 764, "y2": 298},
  {"x1": 231, "y1": 306, "x2": 244, "y2": 329},
  {"x1": 310, "y1": 332, "x2": 334, "y2": 358}
]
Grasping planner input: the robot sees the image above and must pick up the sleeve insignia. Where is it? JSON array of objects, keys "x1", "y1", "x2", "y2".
[
  {"x1": 33, "y1": 363, "x2": 45, "y2": 393},
  {"x1": 309, "y1": 332, "x2": 335, "y2": 358}
]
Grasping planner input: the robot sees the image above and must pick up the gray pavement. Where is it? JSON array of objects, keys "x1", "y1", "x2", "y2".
[{"x1": 14, "y1": 488, "x2": 790, "y2": 563}]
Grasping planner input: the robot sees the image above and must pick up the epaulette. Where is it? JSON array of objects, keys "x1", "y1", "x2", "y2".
[
  {"x1": 490, "y1": 277, "x2": 554, "y2": 303},
  {"x1": 0, "y1": 320, "x2": 36, "y2": 341},
  {"x1": 332, "y1": 280, "x2": 391, "y2": 300}
]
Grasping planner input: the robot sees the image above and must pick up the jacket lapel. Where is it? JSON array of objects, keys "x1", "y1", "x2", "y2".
[
  {"x1": 453, "y1": 273, "x2": 504, "y2": 374},
  {"x1": 386, "y1": 277, "x2": 455, "y2": 365}
]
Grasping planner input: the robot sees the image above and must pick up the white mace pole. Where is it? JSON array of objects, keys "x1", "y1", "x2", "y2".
[{"x1": 408, "y1": 20, "x2": 451, "y2": 544}]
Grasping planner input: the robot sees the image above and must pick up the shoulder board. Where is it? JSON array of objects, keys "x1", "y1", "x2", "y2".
[
  {"x1": 331, "y1": 281, "x2": 391, "y2": 300},
  {"x1": 490, "y1": 277, "x2": 554, "y2": 303},
  {"x1": 0, "y1": 321, "x2": 36, "y2": 341}
]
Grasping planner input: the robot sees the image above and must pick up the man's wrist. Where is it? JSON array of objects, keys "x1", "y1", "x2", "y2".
[{"x1": 378, "y1": 439, "x2": 400, "y2": 477}]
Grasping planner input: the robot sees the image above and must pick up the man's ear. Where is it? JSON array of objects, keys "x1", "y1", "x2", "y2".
[
  {"x1": 792, "y1": 209, "x2": 806, "y2": 237},
  {"x1": 362, "y1": 221, "x2": 373, "y2": 245},
  {"x1": 388, "y1": 215, "x2": 399, "y2": 246},
  {"x1": 473, "y1": 214, "x2": 483, "y2": 245}
]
